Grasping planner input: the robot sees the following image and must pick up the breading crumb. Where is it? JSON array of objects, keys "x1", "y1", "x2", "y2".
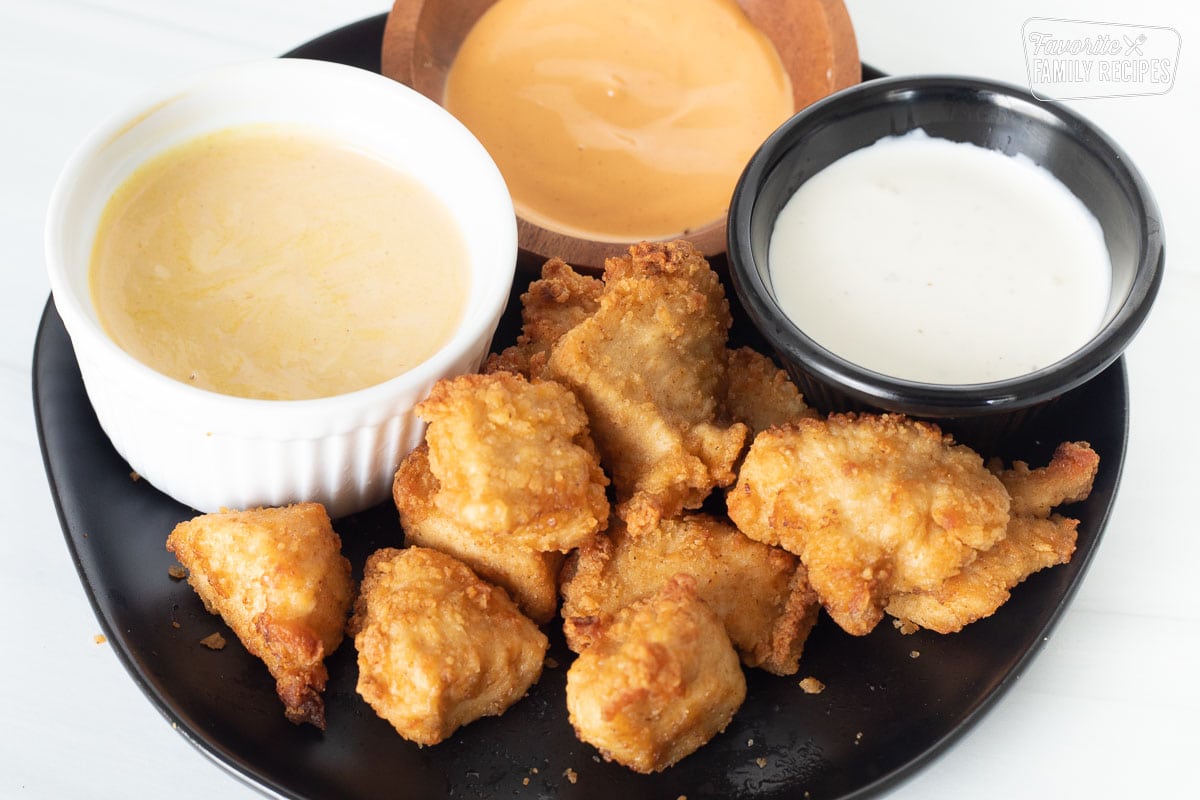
[
  {"x1": 200, "y1": 632, "x2": 226, "y2": 650},
  {"x1": 129, "y1": 470, "x2": 140, "y2": 482},
  {"x1": 544, "y1": 656, "x2": 559, "y2": 669},
  {"x1": 522, "y1": 777, "x2": 530, "y2": 786},
  {"x1": 854, "y1": 731, "x2": 863, "y2": 745},
  {"x1": 799, "y1": 676, "x2": 825, "y2": 694},
  {"x1": 563, "y1": 768, "x2": 578, "y2": 784},
  {"x1": 167, "y1": 564, "x2": 188, "y2": 580},
  {"x1": 747, "y1": 738, "x2": 754, "y2": 747},
  {"x1": 755, "y1": 757, "x2": 767, "y2": 768},
  {"x1": 892, "y1": 618, "x2": 919, "y2": 635},
  {"x1": 93, "y1": 634, "x2": 107, "y2": 645},
  {"x1": 910, "y1": 650, "x2": 920, "y2": 659}
]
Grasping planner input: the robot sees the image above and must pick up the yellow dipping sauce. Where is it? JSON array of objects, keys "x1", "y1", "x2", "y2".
[
  {"x1": 444, "y1": 0, "x2": 794, "y2": 241},
  {"x1": 90, "y1": 125, "x2": 468, "y2": 401}
]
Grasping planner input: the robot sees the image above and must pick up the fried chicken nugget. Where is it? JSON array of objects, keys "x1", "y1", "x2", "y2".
[
  {"x1": 727, "y1": 414, "x2": 1011, "y2": 636},
  {"x1": 887, "y1": 441, "x2": 1099, "y2": 633},
  {"x1": 723, "y1": 346, "x2": 817, "y2": 435},
  {"x1": 566, "y1": 574, "x2": 746, "y2": 773},
  {"x1": 166, "y1": 503, "x2": 353, "y2": 729},
  {"x1": 993, "y1": 440, "x2": 1100, "y2": 517},
  {"x1": 394, "y1": 444, "x2": 564, "y2": 623},
  {"x1": 545, "y1": 241, "x2": 748, "y2": 534},
  {"x1": 348, "y1": 547, "x2": 548, "y2": 746},
  {"x1": 484, "y1": 257, "x2": 604, "y2": 378},
  {"x1": 560, "y1": 513, "x2": 818, "y2": 675},
  {"x1": 886, "y1": 516, "x2": 1079, "y2": 634},
  {"x1": 417, "y1": 371, "x2": 609, "y2": 553}
]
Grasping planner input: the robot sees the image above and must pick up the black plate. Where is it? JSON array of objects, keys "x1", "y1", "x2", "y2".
[{"x1": 33, "y1": 14, "x2": 1128, "y2": 800}]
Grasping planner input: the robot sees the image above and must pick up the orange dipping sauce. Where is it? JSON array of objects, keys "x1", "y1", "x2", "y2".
[{"x1": 444, "y1": 0, "x2": 794, "y2": 242}]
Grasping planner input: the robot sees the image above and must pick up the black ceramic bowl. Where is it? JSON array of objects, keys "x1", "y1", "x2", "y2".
[{"x1": 727, "y1": 75, "x2": 1163, "y2": 447}]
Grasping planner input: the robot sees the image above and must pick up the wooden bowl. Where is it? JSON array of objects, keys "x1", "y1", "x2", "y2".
[{"x1": 382, "y1": 0, "x2": 860, "y2": 270}]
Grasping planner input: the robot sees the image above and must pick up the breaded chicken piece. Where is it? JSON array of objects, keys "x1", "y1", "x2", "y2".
[
  {"x1": 886, "y1": 515, "x2": 1079, "y2": 633},
  {"x1": 394, "y1": 444, "x2": 564, "y2": 623},
  {"x1": 992, "y1": 441, "x2": 1100, "y2": 518},
  {"x1": 566, "y1": 574, "x2": 746, "y2": 773},
  {"x1": 348, "y1": 547, "x2": 548, "y2": 746},
  {"x1": 545, "y1": 241, "x2": 748, "y2": 534},
  {"x1": 416, "y1": 371, "x2": 609, "y2": 553},
  {"x1": 560, "y1": 514, "x2": 818, "y2": 675},
  {"x1": 723, "y1": 346, "x2": 817, "y2": 435},
  {"x1": 727, "y1": 413, "x2": 1011, "y2": 636},
  {"x1": 484, "y1": 257, "x2": 604, "y2": 378},
  {"x1": 887, "y1": 442, "x2": 1099, "y2": 633},
  {"x1": 166, "y1": 503, "x2": 353, "y2": 729}
]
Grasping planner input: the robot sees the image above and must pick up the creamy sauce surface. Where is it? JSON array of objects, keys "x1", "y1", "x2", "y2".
[
  {"x1": 444, "y1": 0, "x2": 793, "y2": 241},
  {"x1": 769, "y1": 131, "x2": 1112, "y2": 384},
  {"x1": 90, "y1": 124, "x2": 468, "y2": 400}
]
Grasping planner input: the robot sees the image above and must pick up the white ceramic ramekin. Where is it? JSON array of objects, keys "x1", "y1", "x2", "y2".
[{"x1": 45, "y1": 58, "x2": 517, "y2": 518}]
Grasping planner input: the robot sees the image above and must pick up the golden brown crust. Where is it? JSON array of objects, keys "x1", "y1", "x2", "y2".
[
  {"x1": 483, "y1": 257, "x2": 604, "y2": 378},
  {"x1": 415, "y1": 371, "x2": 609, "y2": 553},
  {"x1": 349, "y1": 547, "x2": 548, "y2": 746},
  {"x1": 565, "y1": 574, "x2": 746, "y2": 773},
  {"x1": 393, "y1": 444, "x2": 564, "y2": 623},
  {"x1": 888, "y1": 442, "x2": 1098, "y2": 633},
  {"x1": 544, "y1": 241, "x2": 747, "y2": 534},
  {"x1": 722, "y1": 346, "x2": 816, "y2": 435},
  {"x1": 560, "y1": 513, "x2": 818, "y2": 675},
  {"x1": 991, "y1": 441, "x2": 1100, "y2": 517},
  {"x1": 166, "y1": 503, "x2": 353, "y2": 729},
  {"x1": 727, "y1": 413, "x2": 1011, "y2": 636},
  {"x1": 886, "y1": 515, "x2": 1078, "y2": 633}
]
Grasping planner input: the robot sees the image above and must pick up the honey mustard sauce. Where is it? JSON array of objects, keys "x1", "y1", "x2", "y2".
[{"x1": 90, "y1": 124, "x2": 468, "y2": 401}]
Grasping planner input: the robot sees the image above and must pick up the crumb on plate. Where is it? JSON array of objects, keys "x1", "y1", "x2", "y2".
[{"x1": 200, "y1": 632, "x2": 226, "y2": 650}]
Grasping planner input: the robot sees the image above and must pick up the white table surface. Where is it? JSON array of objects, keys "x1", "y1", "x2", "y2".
[{"x1": 2, "y1": 1, "x2": 1196, "y2": 798}]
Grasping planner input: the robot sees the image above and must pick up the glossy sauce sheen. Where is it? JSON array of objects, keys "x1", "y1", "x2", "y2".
[
  {"x1": 769, "y1": 132, "x2": 1112, "y2": 384},
  {"x1": 90, "y1": 125, "x2": 468, "y2": 401},
  {"x1": 444, "y1": 0, "x2": 793, "y2": 241}
]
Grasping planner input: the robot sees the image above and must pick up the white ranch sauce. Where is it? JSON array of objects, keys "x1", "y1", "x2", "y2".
[{"x1": 768, "y1": 131, "x2": 1111, "y2": 384}]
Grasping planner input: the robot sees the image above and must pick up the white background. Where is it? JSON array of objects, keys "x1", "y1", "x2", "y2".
[{"x1": 1, "y1": 1, "x2": 1196, "y2": 798}]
